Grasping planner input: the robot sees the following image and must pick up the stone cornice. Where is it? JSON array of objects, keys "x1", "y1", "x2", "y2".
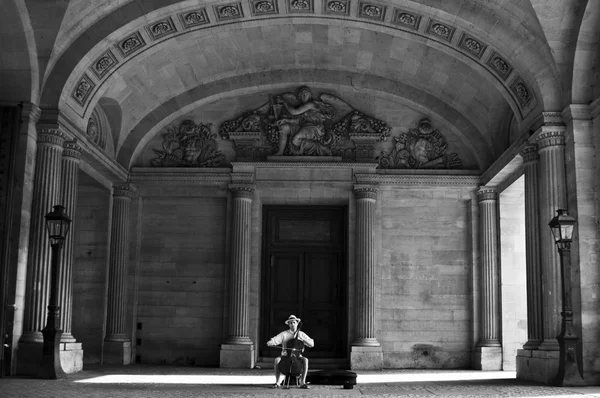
[
  {"x1": 232, "y1": 162, "x2": 380, "y2": 169},
  {"x1": 477, "y1": 186, "x2": 498, "y2": 202},
  {"x1": 129, "y1": 167, "x2": 232, "y2": 184},
  {"x1": 21, "y1": 102, "x2": 42, "y2": 124},
  {"x1": 375, "y1": 174, "x2": 480, "y2": 187}
]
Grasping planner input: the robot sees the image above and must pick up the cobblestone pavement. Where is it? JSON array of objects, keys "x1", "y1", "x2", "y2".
[{"x1": 1, "y1": 366, "x2": 600, "y2": 398}]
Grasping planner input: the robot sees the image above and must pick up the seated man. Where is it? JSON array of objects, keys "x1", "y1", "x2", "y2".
[{"x1": 266, "y1": 314, "x2": 315, "y2": 389}]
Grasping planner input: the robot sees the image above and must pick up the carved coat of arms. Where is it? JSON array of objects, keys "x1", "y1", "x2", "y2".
[
  {"x1": 378, "y1": 118, "x2": 462, "y2": 169},
  {"x1": 219, "y1": 86, "x2": 391, "y2": 161}
]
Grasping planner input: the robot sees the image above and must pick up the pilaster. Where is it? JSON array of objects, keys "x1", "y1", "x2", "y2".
[
  {"x1": 537, "y1": 127, "x2": 567, "y2": 352},
  {"x1": 474, "y1": 186, "x2": 502, "y2": 370},
  {"x1": 350, "y1": 185, "x2": 382, "y2": 370},
  {"x1": 220, "y1": 184, "x2": 255, "y2": 369},
  {"x1": 104, "y1": 183, "x2": 136, "y2": 365}
]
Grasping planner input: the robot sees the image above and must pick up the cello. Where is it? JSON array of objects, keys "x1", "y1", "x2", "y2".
[{"x1": 277, "y1": 322, "x2": 306, "y2": 388}]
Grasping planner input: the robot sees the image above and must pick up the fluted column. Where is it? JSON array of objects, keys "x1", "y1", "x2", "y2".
[
  {"x1": 352, "y1": 186, "x2": 380, "y2": 347},
  {"x1": 21, "y1": 129, "x2": 66, "y2": 343},
  {"x1": 220, "y1": 184, "x2": 255, "y2": 368},
  {"x1": 477, "y1": 187, "x2": 502, "y2": 347},
  {"x1": 58, "y1": 141, "x2": 82, "y2": 343},
  {"x1": 521, "y1": 145, "x2": 544, "y2": 349},
  {"x1": 105, "y1": 184, "x2": 136, "y2": 343},
  {"x1": 537, "y1": 129, "x2": 567, "y2": 351},
  {"x1": 225, "y1": 185, "x2": 254, "y2": 345}
]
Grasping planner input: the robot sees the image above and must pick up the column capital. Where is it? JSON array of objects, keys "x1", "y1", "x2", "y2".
[
  {"x1": 519, "y1": 144, "x2": 539, "y2": 163},
  {"x1": 477, "y1": 186, "x2": 497, "y2": 202},
  {"x1": 62, "y1": 140, "x2": 83, "y2": 160},
  {"x1": 541, "y1": 111, "x2": 565, "y2": 126},
  {"x1": 113, "y1": 183, "x2": 137, "y2": 199},
  {"x1": 36, "y1": 128, "x2": 67, "y2": 147},
  {"x1": 537, "y1": 130, "x2": 565, "y2": 149},
  {"x1": 353, "y1": 185, "x2": 378, "y2": 200},
  {"x1": 229, "y1": 184, "x2": 255, "y2": 199}
]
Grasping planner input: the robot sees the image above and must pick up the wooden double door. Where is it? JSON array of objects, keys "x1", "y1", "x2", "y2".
[{"x1": 260, "y1": 206, "x2": 347, "y2": 360}]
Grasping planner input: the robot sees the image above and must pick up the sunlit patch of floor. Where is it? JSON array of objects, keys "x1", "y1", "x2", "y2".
[{"x1": 74, "y1": 370, "x2": 517, "y2": 385}]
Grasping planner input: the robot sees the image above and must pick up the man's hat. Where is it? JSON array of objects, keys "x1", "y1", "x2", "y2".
[{"x1": 285, "y1": 315, "x2": 301, "y2": 325}]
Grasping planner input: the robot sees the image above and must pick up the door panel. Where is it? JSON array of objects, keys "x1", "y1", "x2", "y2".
[{"x1": 261, "y1": 206, "x2": 347, "y2": 359}]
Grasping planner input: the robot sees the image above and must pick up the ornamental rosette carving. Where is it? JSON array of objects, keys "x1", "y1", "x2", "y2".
[
  {"x1": 378, "y1": 118, "x2": 462, "y2": 169},
  {"x1": 152, "y1": 120, "x2": 225, "y2": 167},
  {"x1": 218, "y1": 86, "x2": 391, "y2": 161}
]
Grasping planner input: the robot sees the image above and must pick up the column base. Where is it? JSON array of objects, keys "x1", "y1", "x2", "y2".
[
  {"x1": 220, "y1": 344, "x2": 255, "y2": 368},
  {"x1": 350, "y1": 346, "x2": 383, "y2": 370},
  {"x1": 103, "y1": 341, "x2": 131, "y2": 365},
  {"x1": 473, "y1": 346, "x2": 502, "y2": 370},
  {"x1": 60, "y1": 342, "x2": 83, "y2": 373},
  {"x1": 538, "y1": 338, "x2": 559, "y2": 351},
  {"x1": 16, "y1": 341, "x2": 83, "y2": 375},
  {"x1": 516, "y1": 349, "x2": 559, "y2": 384}
]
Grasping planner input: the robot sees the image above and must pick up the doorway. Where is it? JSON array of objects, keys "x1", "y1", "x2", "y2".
[{"x1": 260, "y1": 206, "x2": 347, "y2": 361}]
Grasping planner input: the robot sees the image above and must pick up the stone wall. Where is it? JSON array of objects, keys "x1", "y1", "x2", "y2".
[
  {"x1": 72, "y1": 175, "x2": 111, "y2": 364},
  {"x1": 379, "y1": 185, "x2": 474, "y2": 368},
  {"x1": 135, "y1": 194, "x2": 227, "y2": 366},
  {"x1": 499, "y1": 176, "x2": 527, "y2": 371}
]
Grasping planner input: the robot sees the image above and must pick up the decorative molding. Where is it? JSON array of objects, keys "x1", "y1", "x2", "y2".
[
  {"x1": 477, "y1": 186, "x2": 498, "y2": 202},
  {"x1": 214, "y1": 3, "x2": 244, "y2": 21},
  {"x1": 287, "y1": 0, "x2": 314, "y2": 13},
  {"x1": 90, "y1": 50, "x2": 118, "y2": 79},
  {"x1": 231, "y1": 172, "x2": 254, "y2": 184},
  {"x1": 178, "y1": 9, "x2": 210, "y2": 28},
  {"x1": 324, "y1": 0, "x2": 350, "y2": 16},
  {"x1": 250, "y1": 0, "x2": 279, "y2": 16},
  {"x1": 145, "y1": 17, "x2": 177, "y2": 40},
  {"x1": 151, "y1": 119, "x2": 225, "y2": 167},
  {"x1": 233, "y1": 161, "x2": 379, "y2": 168},
  {"x1": 458, "y1": 33, "x2": 487, "y2": 59},
  {"x1": 358, "y1": 2, "x2": 386, "y2": 21},
  {"x1": 129, "y1": 168, "x2": 232, "y2": 184},
  {"x1": 391, "y1": 9, "x2": 421, "y2": 30},
  {"x1": 115, "y1": 31, "x2": 146, "y2": 57},
  {"x1": 426, "y1": 19, "x2": 455, "y2": 42},
  {"x1": 71, "y1": 74, "x2": 95, "y2": 106},
  {"x1": 379, "y1": 118, "x2": 462, "y2": 169},
  {"x1": 486, "y1": 51, "x2": 513, "y2": 81},
  {"x1": 377, "y1": 174, "x2": 479, "y2": 187}
]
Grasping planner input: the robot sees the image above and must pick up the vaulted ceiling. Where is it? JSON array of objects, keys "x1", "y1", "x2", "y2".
[{"x1": 1, "y1": 0, "x2": 599, "y2": 172}]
